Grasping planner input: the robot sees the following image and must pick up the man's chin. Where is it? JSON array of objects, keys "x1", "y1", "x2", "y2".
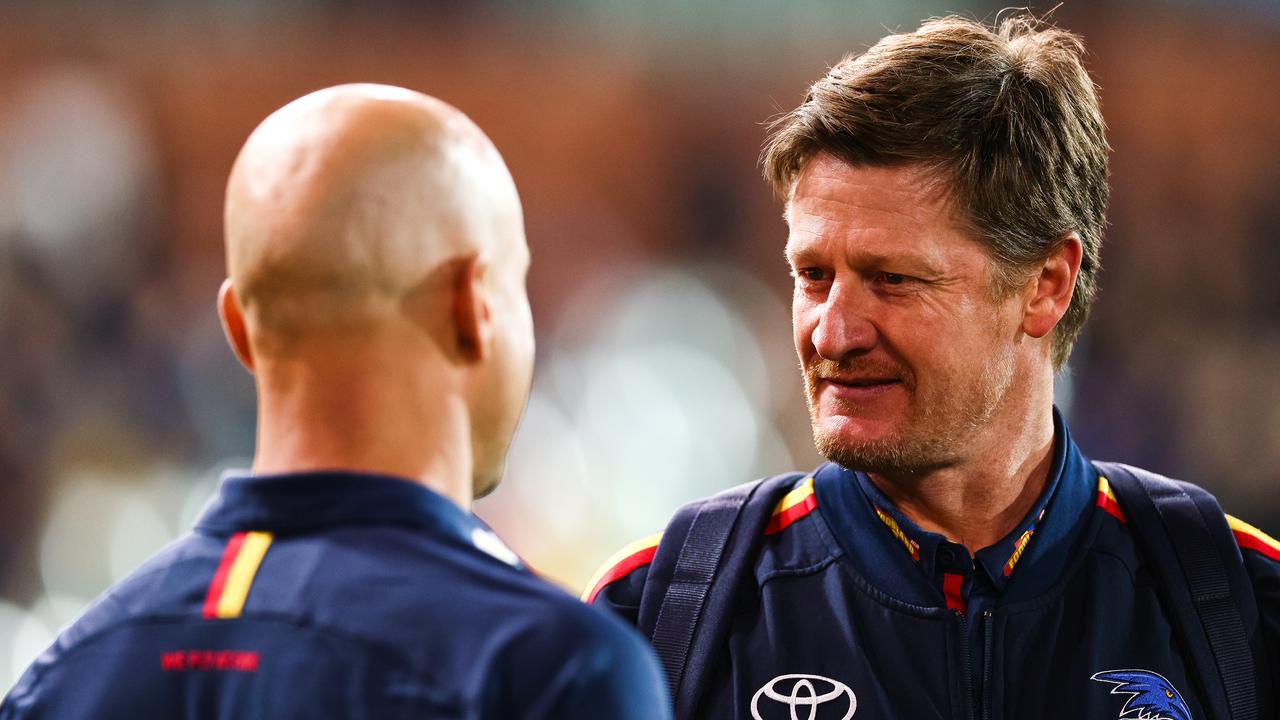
[
  {"x1": 813, "y1": 413, "x2": 899, "y2": 447},
  {"x1": 813, "y1": 425, "x2": 955, "y2": 478},
  {"x1": 811, "y1": 418, "x2": 937, "y2": 476}
]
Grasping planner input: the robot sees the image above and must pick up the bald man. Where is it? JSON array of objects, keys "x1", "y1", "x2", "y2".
[{"x1": 0, "y1": 85, "x2": 670, "y2": 719}]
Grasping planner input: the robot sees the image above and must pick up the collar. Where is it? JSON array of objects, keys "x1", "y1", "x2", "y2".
[
  {"x1": 813, "y1": 407, "x2": 1097, "y2": 608},
  {"x1": 193, "y1": 470, "x2": 522, "y2": 568}
]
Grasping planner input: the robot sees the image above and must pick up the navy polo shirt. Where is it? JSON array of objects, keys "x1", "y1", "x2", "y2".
[
  {"x1": 591, "y1": 409, "x2": 1280, "y2": 718},
  {"x1": 815, "y1": 410, "x2": 1098, "y2": 706},
  {"x1": 2, "y1": 471, "x2": 671, "y2": 719}
]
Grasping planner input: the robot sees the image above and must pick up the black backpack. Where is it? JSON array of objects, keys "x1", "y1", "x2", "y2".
[{"x1": 636, "y1": 461, "x2": 1272, "y2": 720}]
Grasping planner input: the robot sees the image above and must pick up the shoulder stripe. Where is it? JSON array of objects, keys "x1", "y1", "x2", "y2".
[
  {"x1": 764, "y1": 477, "x2": 817, "y2": 536},
  {"x1": 203, "y1": 531, "x2": 273, "y2": 619},
  {"x1": 1227, "y1": 515, "x2": 1280, "y2": 562},
  {"x1": 582, "y1": 532, "x2": 662, "y2": 604},
  {"x1": 1096, "y1": 476, "x2": 1127, "y2": 523}
]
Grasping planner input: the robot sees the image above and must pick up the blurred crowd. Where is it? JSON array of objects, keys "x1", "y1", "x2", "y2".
[{"x1": 0, "y1": 0, "x2": 1277, "y2": 690}]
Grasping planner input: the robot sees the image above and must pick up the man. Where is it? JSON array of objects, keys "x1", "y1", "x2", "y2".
[
  {"x1": 1, "y1": 84, "x2": 670, "y2": 719},
  {"x1": 588, "y1": 16, "x2": 1280, "y2": 720}
]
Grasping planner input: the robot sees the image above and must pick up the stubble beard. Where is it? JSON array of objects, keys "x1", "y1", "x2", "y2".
[{"x1": 804, "y1": 351, "x2": 1016, "y2": 478}]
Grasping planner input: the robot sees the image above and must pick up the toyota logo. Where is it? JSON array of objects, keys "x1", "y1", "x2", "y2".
[{"x1": 750, "y1": 674, "x2": 857, "y2": 720}]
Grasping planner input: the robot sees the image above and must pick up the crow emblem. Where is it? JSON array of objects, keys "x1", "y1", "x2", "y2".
[{"x1": 1091, "y1": 669, "x2": 1192, "y2": 720}]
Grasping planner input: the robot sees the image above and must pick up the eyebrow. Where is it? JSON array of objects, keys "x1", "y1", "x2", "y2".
[
  {"x1": 784, "y1": 238, "x2": 946, "y2": 278},
  {"x1": 783, "y1": 241, "x2": 821, "y2": 267}
]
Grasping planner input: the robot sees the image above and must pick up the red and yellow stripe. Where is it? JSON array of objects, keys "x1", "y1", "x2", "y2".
[
  {"x1": 582, "y1": 477, "x2": 818, "y2": 603},
  {"x1": 1228, "y1": 515, "x2": 1280, "y2": 562},
  {"x1": 1096, "y1": 478, "x2": 1279, "y2": 562},
  {"x1": 203, "y1": 531, "x2": 273, "y2": 619},
  {"x1": 764, "y1": 477, "x2": 817, "y2": 536},
  {"x1": 1096, "y1": 476, "x2": 1126, "y2": 523},
  {"x1": 582, "y1": 532, "x2": 662, "y2": 604}
]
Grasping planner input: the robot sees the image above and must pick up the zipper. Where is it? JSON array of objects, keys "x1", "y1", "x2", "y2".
[
  {"x1": 981, "y1": 610, "x2": 993, "y2": 720},
  {"x1": 956, "y1": 610, "x2": 975, "y2": 720},
  {"x1": 956, "y1": 609, "x2": 996, "y2": 720}
]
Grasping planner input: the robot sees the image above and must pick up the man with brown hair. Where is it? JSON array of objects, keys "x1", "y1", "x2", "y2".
[{"x1": 588, "y1": 15, "x2": 1279, "y2": 720}]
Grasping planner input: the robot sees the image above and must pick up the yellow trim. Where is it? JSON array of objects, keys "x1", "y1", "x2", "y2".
[
  {"x1": 581, "y1": 531, "x2": 662, "y2": 602},
  {"x1": 1098, "y1": 475, "x2": 1117, "y2": 503},
  {"x1": 215, "y1": 531, "x2": 274, "y2": 619},
  {"x1": 772, "y1": 477, "x2": 816, "y2": 515},
  {"x1": 1227, "y1": 515, "x2": 1280, "y2": 555}
]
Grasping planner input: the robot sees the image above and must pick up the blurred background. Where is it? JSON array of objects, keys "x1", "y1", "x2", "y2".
[{"x1": 1, "y1": 0, "x2": 1278, "y2": 691}]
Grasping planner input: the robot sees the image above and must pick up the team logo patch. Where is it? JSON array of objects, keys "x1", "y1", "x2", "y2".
[
  {"x1": 751, "y1": 674, "x2": 857, "y2": 720},
  {"x1": 1092, "y1": 669, "x2": 1192, "y2": 720}
]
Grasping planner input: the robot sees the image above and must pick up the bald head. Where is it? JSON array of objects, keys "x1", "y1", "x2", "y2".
[
  {"x1": 221, "y1": 84, "x2": 535, "y2": 501},
  {"x1": 224, "y1": 83, "x2": 525, "y2": 342}
]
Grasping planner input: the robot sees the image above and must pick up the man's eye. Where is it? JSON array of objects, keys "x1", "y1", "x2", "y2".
[
  {"x1": 793, "y1": 268, "x2": 826, "y2": 282},
  {"x1": 882, "y1": 273, "x2": 907, "y2": 285}
]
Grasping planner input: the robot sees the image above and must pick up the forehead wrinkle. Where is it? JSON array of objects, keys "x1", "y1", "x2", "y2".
[
  {"x1": 786, "y1": 225, "x2": 956, "y2": 286},
  {"x1": 791, "y1": 183, "x2": 950, "y2": 236},
  {"x1": 793, "y1": 153, "x2": 954, "y2": 217}
]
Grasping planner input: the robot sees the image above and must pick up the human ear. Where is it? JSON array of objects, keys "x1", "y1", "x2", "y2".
[
  {"x1": 452, "y1": 254, "x2": 493, "y2": 363},
  {"x1": 1022, "y1": 233, "x2": 1083, "y2": 339},
  {"x1": 218, "y1": 279, "x2": 255, "y2": 373}
]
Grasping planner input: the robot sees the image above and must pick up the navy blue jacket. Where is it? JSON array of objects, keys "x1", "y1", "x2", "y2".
[
  {"x1": 2, "y1": 471, "x2": 671, "y2": 719},
  {"x1": 589, "y1": 416, "x2": 1280, "y2": 719}
]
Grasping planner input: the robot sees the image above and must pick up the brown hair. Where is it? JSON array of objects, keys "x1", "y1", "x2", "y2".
[{"x1": 762, "y1": 13, "x2": 1109, "y2": 369}]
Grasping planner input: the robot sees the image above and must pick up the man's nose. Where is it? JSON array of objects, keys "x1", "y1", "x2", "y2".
[{"x1": 810, "y1": 280, "x2": 877, "y2": 361}]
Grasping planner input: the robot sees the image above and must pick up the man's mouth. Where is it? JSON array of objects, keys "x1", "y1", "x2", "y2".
[
  {"x1": 822, "y1": 377, "x2": 900, "y2": 388},
  {"x1": 814, "y1": 375, "x2": 904, "y2": 403}
]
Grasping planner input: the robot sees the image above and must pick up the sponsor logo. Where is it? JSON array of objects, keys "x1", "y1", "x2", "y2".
[
  {"x1": 161, "y1": 650, "x2": 259, "y2": 672},
  {"x1": 873, "y1": 506, "x2": 920, "y2": 561},
  {"x1": 1003, "y1": 527, "x2": 1034, "y2": 576},
  {"x1": 1092, "y1": 669, "x2": 1192, "y2": 720},
  {"x1": 751, "y1": 674, "x2": 856, "y2": 720},
  {"x1": 1003, "y1": 508, "x2": 1048, "y2": 576}
]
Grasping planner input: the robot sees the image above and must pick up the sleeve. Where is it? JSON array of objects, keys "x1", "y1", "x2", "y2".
[
  {"x1": 1227, "y1": 514, "x2": 1280, "y2": 688},
  {"x1": 540, "y1": 611, "x2": 672, "y2": 720},
  {"x1": 0, "y1": 644, "x2": 50, "y2": 718},
  {"x1": 581, "y1": 532, "x2": 662, "y2": 627},
  {"x1": 492, "y1": 601, "x2": 672, "y2": 720}
]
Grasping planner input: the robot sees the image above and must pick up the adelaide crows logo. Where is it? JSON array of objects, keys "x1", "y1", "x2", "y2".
[{"x1": 1091, "y1": 669, "x2": 1192, "y2": 720}]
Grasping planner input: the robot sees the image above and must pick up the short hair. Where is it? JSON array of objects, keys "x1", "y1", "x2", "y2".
[{"x1": 762, "y1": 13, "x2": 1109, "y2": 369}]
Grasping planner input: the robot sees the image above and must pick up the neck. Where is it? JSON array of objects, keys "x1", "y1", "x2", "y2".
[
  {"x1": 250, "y1": 342, "x2": 473, "y2": 510},
  {"x1": 868, "y1": 378, "x2": 1057, "y2": 555}
]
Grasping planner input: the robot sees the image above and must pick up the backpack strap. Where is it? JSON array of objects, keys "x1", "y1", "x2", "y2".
[
  {"x1": 1096, "y1": 461, "x2": 1264, "y2": 720},
  {"x1": 637, "y1": 471, "x2": 807, "y2": 718}
]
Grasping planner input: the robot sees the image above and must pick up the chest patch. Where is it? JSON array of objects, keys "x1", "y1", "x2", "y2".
[{"x1": 1092, "y1": 669, "x2": 1192, "y2": 720}]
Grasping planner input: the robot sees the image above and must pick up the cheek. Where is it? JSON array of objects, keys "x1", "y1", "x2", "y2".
[
  {"x1": 792, "y1": 296, "x2": 817, "y2": 354},
  {"x1": 904, "y1": 307, "x2": 1007, "y2": 376},
  {"x1": 489, "y1": 293, "x2": 535, "y2": 400},
  {"x1": 513, "y1": 298, "x2": 534, "y2": 351},
  {"x1": 509, "y1": 304, "x2": 535, "y2": 384},
  {"x1": 519, "y1": 307, "x2": 537, "y2": 384}
]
